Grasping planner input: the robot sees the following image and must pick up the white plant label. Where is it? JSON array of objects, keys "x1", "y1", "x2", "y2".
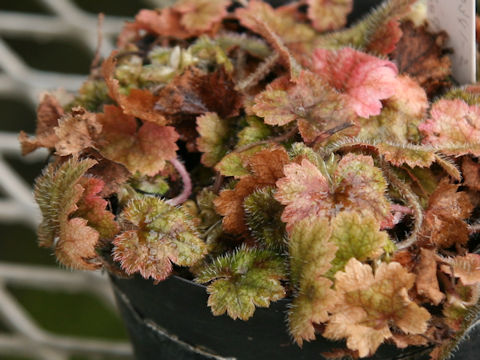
[{"x1": 427, "y1": 0, "x2": 476, "y2": 84}]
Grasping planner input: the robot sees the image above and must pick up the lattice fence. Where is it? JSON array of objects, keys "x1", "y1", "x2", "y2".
[{"x1": 0, "y1": 1, "x2": 170, "y2": 359}]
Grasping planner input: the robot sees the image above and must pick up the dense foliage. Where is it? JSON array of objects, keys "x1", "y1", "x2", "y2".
[{"x1": 21, "y1": 0, "x2": 480, "y2": 358}]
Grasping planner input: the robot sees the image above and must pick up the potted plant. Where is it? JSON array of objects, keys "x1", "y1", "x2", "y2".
[{"x1": 19, "y1": 0, "x2": 480, "y2": 359}]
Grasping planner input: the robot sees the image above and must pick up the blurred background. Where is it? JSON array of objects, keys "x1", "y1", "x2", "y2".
[{"x1": 0, "y1": 1, "x2": 170, "y2": 359}]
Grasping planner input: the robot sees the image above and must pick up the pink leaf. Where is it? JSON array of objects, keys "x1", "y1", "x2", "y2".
[{"x1": 312, "y1": 47, "x2": 398, "y2": 118}]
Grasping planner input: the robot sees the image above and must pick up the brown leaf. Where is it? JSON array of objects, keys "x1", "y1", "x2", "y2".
[
  {"x1": 392, "y1": 21, "x2": 451, "y2": 95},
  {"x1": 420, "y1": 179, "x2": 473, "y2": 248},
  {"x1": 215, "y1": 147, "x2": 289, "y2": 234},
  {"x1": 102, "y1": 53, "x2": 168, "y2": 126},
  {"x1": 441, "y1": 254, "x2": 480, "y2": 286},
  {"x1": 96, "y1": 105, "x2": 178, "y2": 176},
  {"x1": 415, "y1": 248, "x2": 444, "y2": 305},
  {"x1": 54, "y1": 107, "x2": 102, "y2": 156},
  {"x1": 19, "y1": 94, "x2": 64, "y2": 155},
  {"x1": 462, "y1": 157, "x2": 480, "y2": 191},
  {"x1": 85, "y1": 151, "x2": 131, "y2": 196},
  {"x1": 154, "y1": 67, "x2": 243, "y2": 119}
]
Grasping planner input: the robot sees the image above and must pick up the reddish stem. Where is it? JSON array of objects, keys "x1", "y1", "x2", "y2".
[
  {"x1": 166, "y1": 158, "x2": 192, "y2": 206},
  {"x1": 391, "y1": 204, "x2": 414, "y2": 215}
]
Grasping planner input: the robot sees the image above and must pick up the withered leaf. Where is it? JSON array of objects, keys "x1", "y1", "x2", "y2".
[
  {"x1": 462, "y1": 157, "x2": 480, "y2": 191},
  {"x1": 415, "y1": 248, "x2": 444, "y2": 305},
  {"x1": 392, "y1": 21, "x2": 451, "y2": 96},
  {"x1": 54, "y1": 107, "x2": 102, "y2": 156},
  {"x1": 420, "y1": 179, "x2": 473, "y2": 248},
  {"x1": 19, "y1": 94, "x2": 64, "y2": 155},
  {"x1": 154, "y1": 67, "x2": 243, "y2": 119}
]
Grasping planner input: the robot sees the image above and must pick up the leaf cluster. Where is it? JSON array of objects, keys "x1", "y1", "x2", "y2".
[{"x1": 21, "y1": 0, "x2": 480, "y2": 358}]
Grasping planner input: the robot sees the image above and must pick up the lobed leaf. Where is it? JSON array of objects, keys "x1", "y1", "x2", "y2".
[
  {"x1": 288, "y1": 217, "x2": 337, "y2": 345},
  {"x1": 34, "y1": 157, "x2": 103, "y2": 270},
  {"x1": 252, "y1": 71, "x2": 354, "y2": 142},
  {"x1": 312, "y1": 47, "x2": 398, "y2": 118},
  {"x1": 419, "y1": 99, "x2": 480, "y2": 156},
  {"x1": 196, "y1": 246, "x2": 286, "y2": 320},
  {"x1": 324, "y1": 259, "x2": 430, "y2": 357},
  {"x1": 113, "y1": 196, "x2": 207, "y2": 282},
  {"x1": 307, "y1": 0, "x2": 353, "y2": 32},
  {"x1": 275, "y1": 154, "x2": 392, "y2": 231},
  {"x1": 215, "y1": 147, "x2": 289, "y2": 234},
  {"x1": 96, "y1": 105, "x2": 178, "y2": 176}
]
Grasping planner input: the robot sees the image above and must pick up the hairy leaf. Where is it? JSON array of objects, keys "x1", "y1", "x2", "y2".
[
  {"x1": 215, "y1": 147, "x2": 289, "y2": 233},
  {"x1": 113, "y1": 196, "x2": 207, "y2": 282},
  {"x1": 196, "y1": 246, "x2": 286, "y2": 320},
  {"x1": 96, "y1": 105, "x2": 178, "y2": 176},
  {"x1": 441, "y1": 254, "x2": 480, "y2": 286},
  {"x1": 235, "y1": 0, "x2": 315, "y2": 46},
  {"x1": 252, "y1": 72, "x2": 354, "y2": 142},
  {"x1": 215, "y1": 145, "x2": 266, "y2": 178},
  {"x1": 462, "y1": 157, "x2": 480, "y2": 191},
  {"x1": 324, "y1": 259, "x2": 430, "y2": 357},
  {"x1": 237, "y1": 116, "x2": 272, "y2": 147},
  {"x1": 34, "y1": 157, "x2": 102, "y2": 270},
  {"x1": 307, "y1": 0, "x2": 353, "y2": 32},
  {"x1": 358, "y1": 75, "x2": 428, "y2": 143},
  {"x1": 288, "y1": 217, "x2": 337, "y2": 345},
  {"x1": 328, "y1": 211, "x2": 390, "y2": 276},
  {"x1": 312, "y1": 47, "x2": 398, "y2": 118},
  {"x1": 275, "y1": 155, "x2": 392, "y2": 230},
  {"x1": 244, "y1": 187, "x2": 286, "y2": 250},
  {"x1": 419, "y1": 99, "x2": 480, "y2": 156}
]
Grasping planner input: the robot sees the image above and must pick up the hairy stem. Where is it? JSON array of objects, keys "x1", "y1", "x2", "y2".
[
  {"x1": 235, "y1": 52, "x2": 279, "y2": 92},
  {"x1": 381, "y1": 160, "x2": 423, "y2": 250},
  {"x1": 166, "y1": 158, "x2": 192, "y2": 206}
]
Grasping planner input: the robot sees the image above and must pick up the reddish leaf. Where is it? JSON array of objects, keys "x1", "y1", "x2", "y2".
[
  {"x1": 75, "y1": 177, "x2": 119, "y2": 239},
  {"x1": 215, "y1": 147, "x2": 289, "y2": 234},
  {"x1": 419, "y1": 99, "x2": 480, "y2": 156},
  {"x1": 252, "y1": 71, "x2": 354, "y2": 142},
  {"x1": 462, "y1": 157, "x2": 480, "y2": 191},
  {"x1": 275, "y1": 154, "x2": 392, "y2": 231},
  {"x1": 312, "y1": 47, "x2": 398, "y2": 118},
  {"x1": 366, "y1": 19, "x2": 402, "y2": 55},
  {"x1": 102, "y1": 53, "x2": 168, "y2": 126},
  {"x1": 96, "y1": 105, "x2": 178, "y2": 176}
]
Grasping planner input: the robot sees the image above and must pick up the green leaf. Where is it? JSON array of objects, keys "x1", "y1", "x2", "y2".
[
  {"x1": 196, "y1": 246, "x2": 286, "y2": 320},
  {"x1": 237, "y1": 116, "x2": 272, "y2": 147},
  {"x1": 113, "y1": 196, "x2": 207, "y2": 282},
  {"x1": 328, "y1": 211, "x2": 391, "y2": 276},
  {"x1": 196, "y1": 112, "x2": 232, "y2": 167},
  {"x1": 288, "y1": 217, "x2": 337, "y2": 345},
  {"x1": 34, "y1": 157, "x2": 97, "y2": 248},
  {"x1": 244, "y1": 187, "x2": 286, "y2": 250},
  {"x1": 214, "y1": 145, "x2": 265, "y2": 178}
]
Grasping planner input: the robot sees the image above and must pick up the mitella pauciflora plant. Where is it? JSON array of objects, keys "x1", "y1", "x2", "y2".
[{"x1": 20, "y1": 0, "x2": 480, "y2": 358}]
